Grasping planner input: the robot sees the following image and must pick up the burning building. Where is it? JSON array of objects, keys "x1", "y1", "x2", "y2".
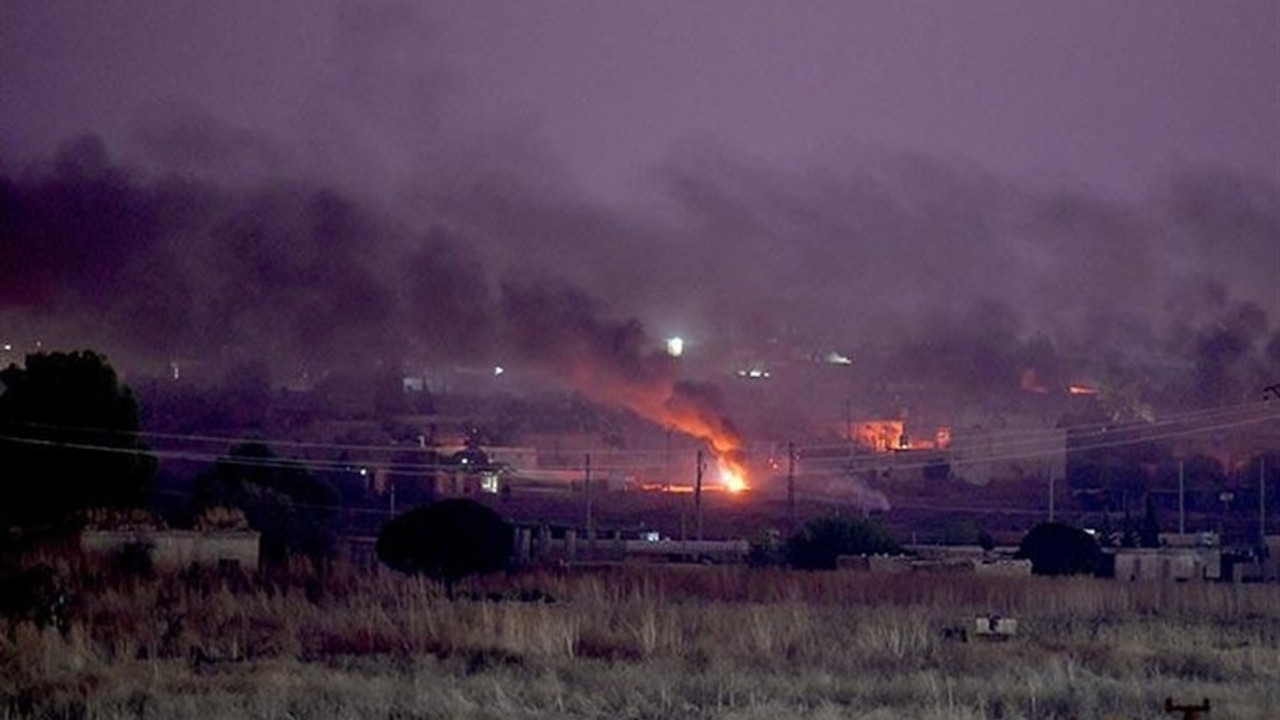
[{"x1": 851, "y1": 419, "x2": 952, "y2": 453}]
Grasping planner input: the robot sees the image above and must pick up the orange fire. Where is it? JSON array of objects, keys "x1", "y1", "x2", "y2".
[
  {"x1": 1068, "y1": 384, "x2": 1099, "y2": 396},
  {"x1": 555, "y1": 367, "x2": 750, "y2": 492},
  {"x1": 640, "y1": 482, "x2": 745, "y2": 494},
  {"x1": 640, "y1": 483, "x2": 696, "y2": 493},
  {"x1": 935, "y1": 426, "x2": 952, "y2": 449},
  {"x1": 716, "y1": 455, "x2": 748, "y2": 493},
  {"x1": 849, "y1": 419, "x2": 948, "y2": 452},
  {"x1": 854, "y1": 420, "x2": 904, "y2": 452},
  {"x1": 534, "y1": 326, "x2": 750, "y2": 493}
]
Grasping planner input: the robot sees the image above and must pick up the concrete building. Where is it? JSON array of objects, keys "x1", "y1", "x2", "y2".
[
  {"x1": 1112, "y1": 547, "x2": 1222, "y2": 582},
  {"x1": 81, "y1": 530, "x2": 260, "y2": 571}
]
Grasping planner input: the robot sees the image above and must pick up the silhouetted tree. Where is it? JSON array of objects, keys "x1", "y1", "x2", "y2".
[
  {"x1": 376, "y1": 499, "x2": 512, "y2": 594},
  {"x1": 1183, "y1": 453, "x2": 1228, "y2": 512},
  {"x1": 1120, "y1": 508, "x2": 1138, "y2": 548},
  {"x1": 1243, "y1": 452, "x2": 1280, "y2": 509},
  {"x1": 0, "y1": 350, "x2": 154, "y2": 528},
  {"x1": 785, "y1": 514, "x2": 902, "y2": 570},
  {"x1": 923, "y1": 458, "x2": 951, "y2": 481},
  {"x1": 1140, "y1": 494, "x2": 1161, "y2": 548},
  {"x1": 1097, "y1": 512, "x2": 1116, "y2": 548},
  {"x1": 1185, "y1": 453, "x2": 1227, "y2": 485},
  {"x1": 1015, "y1": 522, "x2": 1101, "y2": 576},
  {"x1": 194, "y1": 442, "x2": 339, "y2": 564}
]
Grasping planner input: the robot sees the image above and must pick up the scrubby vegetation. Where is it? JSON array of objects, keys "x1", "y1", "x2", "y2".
[
  {"x1": 784, "y1": 514, "x2": 903, "y2": 570},
  {"x1": 1016, "y1": 522, "x2": 1102, "y2": 577},
  {"x1": 2, "y1": 558, "x2": 1277, "y2": 719},
  {"x1": 376, "y1": 499, "x2": 513, "y2": 594}
]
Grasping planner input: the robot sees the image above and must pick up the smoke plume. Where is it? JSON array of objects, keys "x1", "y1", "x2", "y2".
[{"x1": 2, "y1": 130, "x2": 1278, "y2": 423}]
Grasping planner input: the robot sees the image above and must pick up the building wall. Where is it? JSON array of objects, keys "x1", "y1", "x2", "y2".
[
  {"x1": 81, "y1": 530, "x2": 260, "y2": 571},
  {"x1": 973, "y1": 559, "x2": 1033, "y2": 577},
  {"x1": 1113, "y1": 548, "x2": 1221, "y2": 582}
]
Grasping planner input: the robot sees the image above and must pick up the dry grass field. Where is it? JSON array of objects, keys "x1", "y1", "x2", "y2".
[{"x1": 3, "y1": 561, "x2": 1278, "y2": 719}]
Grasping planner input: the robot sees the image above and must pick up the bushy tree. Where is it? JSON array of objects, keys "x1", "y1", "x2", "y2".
[
  {"x1": 194, "y1": 442, "x2": 339, "y2": 564},
  {"x1": 0, "y1": 350, "x2": 154, "y2": 528},
  {"x1": 785, "y1": 514, "x2": 902, "y2": 570},
  {"x1": 1243, "y1": 452, "x2": 1280, "y2": 509},
  {"x1": 1015, "y1": 522, "x2": 1101, "y2": 576},
  {"x1": 1140, "y1": 494, "x2": 1161, "y2": 548},
  {"x1": 376, "y1": 499, "x2": 512, "y2": 593}
]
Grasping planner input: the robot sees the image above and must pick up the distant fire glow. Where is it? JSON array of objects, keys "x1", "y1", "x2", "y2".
[
  {"x1": 852, "y1": 419, "x2": 948, "y2": 452},
  {"x1": 1020, "y1": 368, "x2": 1049, "y2": 394},
  {"x1": 715, "y1": 454, "x2": 749, "y2": 493},
  {"x1": 1068, "y1": 384, "x2": 1100, "y2": 395},
  {"x1": 666, "y1": 337, "x2": 684, "y2": 357},
  {"x1": 639, "y1": 482, "x2": 745, "y2": 494}
]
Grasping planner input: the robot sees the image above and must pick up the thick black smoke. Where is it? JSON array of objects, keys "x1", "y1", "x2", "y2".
[
  {"x1": 431, "y1": 144, "x2": 1279, "y2": 411},
  {"x1": 498, "y1": 279, "x2": 742, "y2": 450},
  {"x1": 2, "y1": 133, "x2": 1277, "y2": 417}
]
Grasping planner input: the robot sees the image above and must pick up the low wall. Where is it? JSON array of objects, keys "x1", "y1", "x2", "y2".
[{"x1": 81, "y1": 530, "x2": 260, "y2": 571}]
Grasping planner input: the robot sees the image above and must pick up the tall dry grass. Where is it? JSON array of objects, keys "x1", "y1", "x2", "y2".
[{"x1": 2, "y1": 560, "x2": 1278, "y2": 718}]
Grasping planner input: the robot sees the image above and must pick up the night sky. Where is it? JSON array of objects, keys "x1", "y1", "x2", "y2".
[
  {"x1": 1, "y1": 1, "x2": 1278, "y2": 410},
  {"x1": 3, "y1": 2, "x2": 1277, "y2": 199}
]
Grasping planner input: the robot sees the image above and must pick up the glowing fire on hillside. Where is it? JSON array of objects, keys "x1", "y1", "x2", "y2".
[
  {"x1": 581, "y1": 375, "x2": 749, "y2": 493},
  {"x1": 1020, "y1": 368, "x2": 1050, "y2": 394},
  {"x1": 851, "y1": 420, "x2": 950, "y2": 453},
  {"x1": 563, "y1": 376, "x2": 751, "y2": 492},
  {"x1": 639, "y1": 482, "x2": 744, "y2": 494},
  {"x1": 717, "y1": 455, "x2": 748, "y2": 493},
  {"x1": 499, "y1": 283, "x2": 751, "y2": 492},
  {"x1": 854, "y1": 419, "x2": 905, "y2": 452}
]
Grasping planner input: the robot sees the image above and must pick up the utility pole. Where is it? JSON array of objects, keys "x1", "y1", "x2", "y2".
[
  {"x1": 1048, "y1": 469, "x2": 1055, "y2": 522},
  {"x1": 695, "y1": 450, "x2": 704, "y2": 541},
  {"x1": 787, "y1": 442, "x2": 797, "y2": 530},
  {"x1": 845, "y1": 399, "x2": 854, "y2": 461},
  {"x1": 584, "y1": 453, "x2": 594, "y2": 552},
  {"x1": 1260, "y1": 456, "x2": 1267, "y2": 547},
  {"x1": 389, "y1": 476, "x2": 396, "y2": 518},
  {"x1": 1178, "y1": 460, "x2": 1186, "y2": 536},
  {"x1": 664, "y1": 428, "x2": 672, "y2": 493}
]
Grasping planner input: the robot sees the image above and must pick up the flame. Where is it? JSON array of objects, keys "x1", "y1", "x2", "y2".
[
  {"x1": 1068, "y1": 384, "x2": 1099, "y2": 395},
  {"x1": 854, "y1": 419, "x2": 904, "y2": 453},
  {"x1": 717, "y1": 455, "x2": 748, "y2": 493},
  {"x1": 499, "y1": 283, "x2": 751, "y2": 492},
  {"x1": 640, "y1": 482, "x2": 748, "y2": 494},
  {"x1": 640, "y1": 483, "x2": 695, "y2": 493},
  {"x1": 935, "y1": 426, "x2": 952, "y2": 449}
]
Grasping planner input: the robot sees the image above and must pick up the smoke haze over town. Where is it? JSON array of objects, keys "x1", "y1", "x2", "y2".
[
  {"x1": 5, "y1": 9, "x2": 1280, "y2": 716},
  {"x1": 2, "y1": 0, "x2": 1278, "y2": 424}
]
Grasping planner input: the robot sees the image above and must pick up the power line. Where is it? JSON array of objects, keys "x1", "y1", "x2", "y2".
[
  {"x1": 2, "y1": 418, "x2": 687, "y2": 456},
  {"x1": 0, "y1": 433, "x2": 691, "y2": 477},
  {"x1": 797, "y1": 399, "x2": 1277, "y2": 455},
  {"x1": 4, "y1": 405, "x2": 1277, "y2": 480},
  {"x1": 798, "y1": 402, "x2": 1277, "y2": 462},
  {"x1": 792, "y1": 407, "x2": 1280, "y2": 477},
  {"x1": 4, "y1": 396, "x2": 1274, "y2": 471}
]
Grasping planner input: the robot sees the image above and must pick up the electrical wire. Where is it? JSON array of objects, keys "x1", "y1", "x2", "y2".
[
  {"x1": 3, "y1": 403, "x2": 1276, "y2": 480},
  {"x1": 4, "y1": 396, "x2": 1275, "y2": 469}
]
